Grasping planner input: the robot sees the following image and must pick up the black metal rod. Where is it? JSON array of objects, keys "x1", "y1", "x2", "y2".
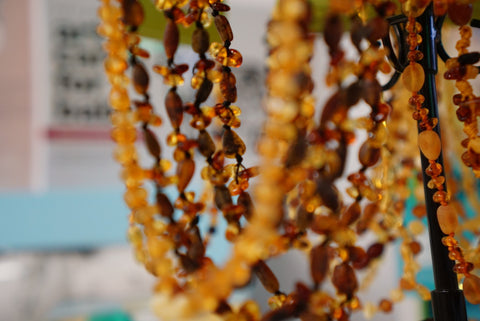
[{"x1": 417, "y1": 5, "x2": 467, "y2": 321}]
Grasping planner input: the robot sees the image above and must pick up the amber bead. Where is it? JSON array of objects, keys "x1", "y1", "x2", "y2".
[
  {"x1": 163, "y1": 19, "x2": 179, "y2": 59},
  {"x1": 366, "y1": 16, "x2": 389, "y2": 43},
  {"x1": 324, "y1": 14, "x2": 343, "y2": 55},
  {"x1": 220, "y1": 70, "x2": 237, "y2": 102},
  {"x1": 359, "y1": 141, "x2": 381, "y2": 167},
  {"x1": 143, "y1": 127, "x2": 161, "y2": 158},
  {"x1": 222, "y1": 128, "x2": 246, "y2": 158},
  {"x1": 214, "y1": 185, "x2": 232, "y2": 211},
  {"x1": 456, "y1": 105, "x2": 471, "y2": 122},
  {"x1": 214, "y1": 15, "x2": 233, "y2": 43},
  {"x1": 197, "y1": 129, "x2": 215, "y2": 158},
  {"x1": 332, "y1": 262, "x2": 358, "y2": 297},
  {"x1": 165, "y1": 89, "x2": 183, "y2": 128},
  {"x1": 366, "y1": 243, "x2": 384, "y2": 259},
  {"x1": 402, "y1": 63, "x2": 425, "y2": 92},
  {"x1": 132, "y1": 62, "x2": 149, "y2": 94},
  {"x1": 340, "y1": 202, "x2": 361, "y2": 226},
  {"x1": 192, "y1": 28, "x2": 210, "y2": 54},
  {"x1": 418, "y1": 130, "x2": 441, "y2": 160},
  {"x1": 315, "y1": 179, "x2": 340, "y2": 212},
  {"x1": 436, "y1": 205, "x2": 458, "y2": 234},
  {"x1": 458, "y1": 52, "x2": 480, "y2": 65},
  {"x1": 348, "y1": 246, "x2": 369, "y2": 270},
  {"x1": 463, "y1": 275, "x2": 480, "y2": 304},
  {"x1": 253, "y1": 260, "x2": 280, "y2": 294},
  {"x1": 156, "y1": 192, "x2": 174, "y2": 218},
  {"x1": 195, "y1": 78, "x2": 213, "y2": 105},
  {"x1": 122, "y1": 0, "x2": 144, "y2": 27},
  {"x1": 176, "y1": 158, "x2": 195, "y2": 192},
  {"x1": 409, "y1": 241, "x2": 422, "y2": 255},
  {"x1": 361, "y1": 79, "x2": 382, "y2": 107},
  {"x1": 238, "y1": 191, "x2": 253, "y2": 221},
  {"x1": 448, "y1": 2, "x2": 473, "y2": 26},
  {"x1": 425, "y1": 162, "x2": 443, "y2": 177},
  {"x1": 310, "y1": 244, "x2": 329, "y2": 285},
  {"x1": 378, "y1": 299, "x2": 393, "y2": 313}
]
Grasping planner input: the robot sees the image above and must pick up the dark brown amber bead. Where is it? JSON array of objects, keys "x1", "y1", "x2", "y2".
[
  {"x1": 122, "y1": 0, "x2": 144, "y2": 27},
  {"x1": 458, "y1": 52, "x2": 480, "y2": 65},
  {"x1": 176, "y1": 158, "x2": 195, "y2": 192},
  {"x1": 211, "y1": 3, "x2": 230, "y2": 12},
  {"x1": 195, "y1": 78, "x2": 213, "y2": 104},
  {"x1": 173, "y1": 64, "x2": 189, "y2": 75},
  {"x1": 214, "y1": 185, "x2": 232, "y2": 210},
  {"x1": 192, "y1": 28, "x2": 210, "y2": 54},
  {"x1": 253, "y1": 260, "x2": 280, "y2": 294},
  {"x1": 361, "y1": 79, "x2": 382, "y2": 107},
  {"x1": 211, "y1": 151, "x2": 225, "y2": 171},
  {"x1": 214, "y1": 15, "x2": 233, "y2": 43},
  {"x1": 238, "y1": 191, "x2": 253, "y2": 220},
  {"x1": 359, "y1": 141, "x2": 381, "y2": 167},
  {"x1": 348, "y1": 246, "x2": 369, "y2": 269},
  {"x1": 324, "y1": 14, "x2": 343, "y2": 56},
  {"x1": 165, "y1": 89, "x2": 183, "y2": 128},
  {"x1": 366, "y1": 243, "x2": 384, "y2": 259},
  {"x1": 133, "y1": 63, "x2": 149, "y2": 94},
  {"x1": 286, "y1": 136, "x2": 307, "y2": 168},
  {"x1": 220, "y1": 70, "x2": 237, "y2": 102},
  {"x1": 164, "y1": 19, "x2": 179, "y2": 59},
  {"x1": 365, "y1": 16, "x2": 389, "y2": 43},
  {"x1": 407, "y1": 50, "x2": 424, "y2": 62},
  {"x1": 143, "y1": 127, "x2": 161, "y2": 158},
  {"x1": 350, "y1": 16, "x2": 365, "y2": 52},
  {"x1": 332, "y1": 262, "x2": 358, "y2": 297},
  {"x1": 198, "y1": 129, "x2": 215, "y2": 158},
  {"x1": 375, "y1": 1, "x2": 396, "y2": 17},
  {"x1": 409, "y1": 241, "x2": 422, "y2": 255},
  {"x1": 222, "y1": 128, "x2": 246, "y2": 158},
  {"x1": 453, "y1": 93, "x2": 463, "y2": 105},
  {"x1": 456, "y1": 105, "x2": 471, "y2": 122},
  {"x1": 156, "y1": 192, "x2": 174, "y2": 218},
  {"x1": 444, "y1": 65, "x2": 466, "y2": 80},
  {"x1": 373, "y1": 103, "x2": 391, "y2": 122},
  {"x1": 310, "y1": 244, "x2": 329, "y2": 285},
  {"x1": 316, "y1": 178, "x2": 340, "y2": 212},
  {"x1": 434, "y1": 0, "x2": 448, "y2": 16},
  {"x1": 447, "y1": 2, "x2": 473, "y2": 26},
  {"x1": 187, "y1": 229, "x2": 205, "y2": 262},
  {"x1": 296, "y1": 206, "x2": 313, "y2": 230}
]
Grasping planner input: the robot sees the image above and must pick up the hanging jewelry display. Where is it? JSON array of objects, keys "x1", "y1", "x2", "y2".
[{"x1": 98, "y1": 0, "x2": 480, "y2": 320}]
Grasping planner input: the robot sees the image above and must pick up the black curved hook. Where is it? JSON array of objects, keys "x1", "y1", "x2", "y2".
[{"x1": 381, "y1": 14, "x2": 408, "y2": 91}]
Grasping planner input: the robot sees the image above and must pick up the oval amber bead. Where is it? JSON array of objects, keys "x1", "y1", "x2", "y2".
[
  {"x1": 310, "y1": 244, "x2": 329, "y2": 284},
  {"x1": 332, "y1": 262, "x2": 358, "y2": 297},
  {"x1": 192, "y1": 28, "x2": 210, "y2": 54},
  {"x1": 214, "y1": 185, "x2": 232, "y2": 211},
  {"x1": 253, "y1": 260, "x2": 279, "y2": 294},
  {"x1": 402, "y1": 63, "x2": 425, "y2": 92},
  {"x1": 448, "y1": 2, "x2": 473, "y2": 26},
  {"x1": 214, "y1": 15, "x2": 233, "y2": 43},
  {"x1": 165, "y1": 89, "x2": 183, "y2": 128},
  {"x1": 156, "y1": 192, "x2": 174, "y2": 218},
  {"x1": 436, "y1": 205, "x2": 458, "y2": 234},
  {"x1": 463, "y1": 275, "x2": 480, "y2": 304},
  {"x1": 123, "y1": 1, "x2": 144, "y2": 27},
  {"x1": 359, "y1": 141, "x2": 381, "y2": 167},
  {"x1": 197, "y1": 129, "x2": 215, "y2": 158},
  {"x1": 220, "y1": 70, "x2": 237, "y2": 102},
  {"x1": 163, "y1": 19, "x2": 179, "y2": 59},
  {"x1": 222, "y1": 128, "x2": 246, "y2": 158},
  {"x1": 418, "y1": 130, "x2": 441, "y2": 160},
  {"x1": 143, "y1": 127, "x2": 161, "y2": 158},
  {"x1": 176, "y1": 158, "x2": 195, "y2": 192},
  {"x1": 132, "y1": 63, "x2": 149, "y2": 94}
]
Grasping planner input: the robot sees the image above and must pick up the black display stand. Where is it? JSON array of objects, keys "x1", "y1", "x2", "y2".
[{"x1": 382, "y1": 4, "x2": 477, "y2": 321}]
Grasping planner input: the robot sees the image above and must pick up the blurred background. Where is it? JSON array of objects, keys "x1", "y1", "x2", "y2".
[{"x1": 0, "y1": 0, "x2": 478, "y2": 320}]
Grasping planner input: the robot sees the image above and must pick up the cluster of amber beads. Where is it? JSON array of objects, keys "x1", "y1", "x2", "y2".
[
  {"x1": 401, "y1": 0, "x2": 480, "y2": 305},
  {"x1": 443, "y1": 4, "x2": 480, "y2": 177}
]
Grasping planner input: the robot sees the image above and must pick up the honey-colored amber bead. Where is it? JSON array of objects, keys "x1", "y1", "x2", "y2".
[
  {"x1": 226, "y1": 49, "x2": 243, "y2": 68},
  {"x1": 111, "y1": 126, "x2": 137, "y2": 144},
  {"x1": 463, "y1": 275, "x2": 480, "y2": 304},
  {"x1": 436, "y1": 204, "x2": 458, "y2": 234},
  {"x1": 214, "y1": 15, "x2": 233, "y2": 43},
  {"x1": 418, "y1": 130, "x2": 441, "y2": 160},
  {"x1": 253, "y1": 260, "x2": 279, "y2": 294},
  {"x1": 378, "y1": 299, "x2": 393, "y2": 313},
  {"x1": 143, "y1": 127, "x2": 161, "y2": 158},
  {"x1": 109, "y1": 87, "x2": 130, "y2": 111},
  {"x1": 402, "y1": 1, "x2": 427, "y2": 18},
  {"x1": 310, "y1": 244, "x2": 329, "y2": 284},
  {"x1": 332, "y1": 262, "x2": 358, "y2": 297},
  {"x1": 220, "y1": 70, "x2": 237, "y2": 102},
  {"x1": 132, "y1": 63, "x2": 149, "y2": 94},
  {"x1": 165, "y1": 89, "x2": 183, "y2": 128},
  {"x1": 124, "y1": 187, "x2": 148, "y2": 209},
  {"x1": 402, "y1": 63, "x2": 425, "y2": 92},
  {"x1": 105, "y1": 56, "x2": 128, "y2": 74},
  {"x1": 163, "y1": 19, "x2": 179, "y2": 59},
  {"x1": 176, "y1": 158, "x2": 195, "y2": 192}
]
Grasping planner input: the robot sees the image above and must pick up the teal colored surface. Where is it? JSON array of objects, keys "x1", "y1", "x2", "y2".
[
  {"x1": 0, "y1": 188, "x2": 129, "y2": 250},
  {"x1": 88, "y1": 310, "x2": 132, "y2": 321}
]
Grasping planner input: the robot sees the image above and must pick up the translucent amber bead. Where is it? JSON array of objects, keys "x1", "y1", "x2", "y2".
[
  {"x1": 463, "y1": 275, "x2": 480, "y2": 304},
  {"x1": 222, "y1": 128, "x2": 246, "y2": 158},
  {"x1": 332, "y1": 262, "x2": 358, "y2": 297},
  {"x1": 104, "y1": 56, "x2": 128, "y2": 74},
  {"x1": 111, "y1": 126, "x2": 137, "y2": 144},
  {"x1": 124, "y1": 187, "x2": 148, "y2": 209},
  {"x1": 253, "y1": 260, "x2": 279, "y2": 294},
  {"x1": 310, "y1": 244, "x2": 329, "y2": 284},
  {"x1": 418, "y1": 130, "x2": 441, "y2": 160},
  {"x1": 133, "y1": 63, "x2": 149, "y2": 94},
  {"x1": 402, "y1": 63, "x2": 425, "y2": 92},
  {"x1": 109, "y1": 87, "x2": 130, "y2": 111},
  {"x1": 176, "y1": 158, "x2": 195, "y2": 192},
  {"x1": 163, "y1": 19, "x2": 179, "y2": 59},
  {"x1": 165, "y1": 89, "x2": 183, "y2": 129},
  {"x1": 402, "y1": 1, "x2": 427, "y2": 18},
  {"x1": 192, "y1": 28, "x2": 210, "y2": 54},
  {"x1": 214, "y1": 15, "x2": 233, "y2": 43},
  {"x1": 436, "y1": 205, "x2": 458, "y2": 234},
  {"x1": 378, "y1": 299, "x2": 393, "y2": 313}
]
